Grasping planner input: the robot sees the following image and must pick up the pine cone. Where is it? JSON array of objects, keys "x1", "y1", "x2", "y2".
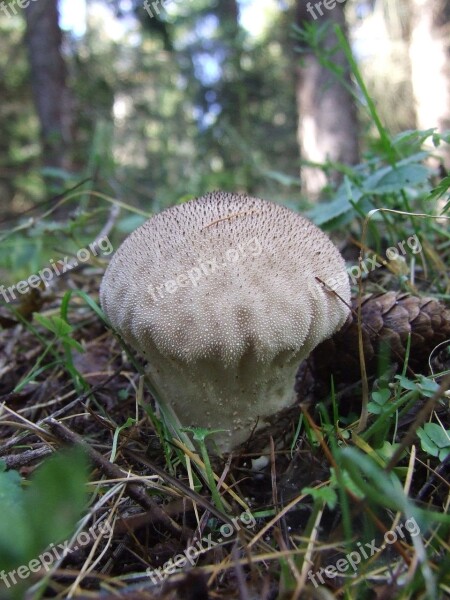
[{"x1": 309, "y1": 292, "x2": 450, "y2": 386}]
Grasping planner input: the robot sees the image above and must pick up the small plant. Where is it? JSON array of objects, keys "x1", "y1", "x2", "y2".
[
  {"x1": 0, "y1": 448, "x2": 89, "y2": 596},
  {"x1": 417, "y1": 422, "x2": 450, "y2": 460}
]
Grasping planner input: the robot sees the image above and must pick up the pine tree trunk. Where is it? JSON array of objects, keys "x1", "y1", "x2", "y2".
[
  {"x1": 295, "y1": 0, "x2": 360, "y2": 197},
  {"x1": 213, "y1": 0, "x2": 252, "y2": 186},
  {"x1": 25, "y1": 0, "x2": 74, "y2": 171},
  {"x1": 409, "y1": 0, "x2": 450, "y2": 165}
]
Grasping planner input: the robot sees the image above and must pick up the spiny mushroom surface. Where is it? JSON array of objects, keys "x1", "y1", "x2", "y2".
[{"x1": 100, "y1": 192, "x2": 350, "y2": 452}]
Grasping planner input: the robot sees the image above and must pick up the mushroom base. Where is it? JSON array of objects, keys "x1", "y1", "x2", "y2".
[{"x1": 145, "y1": 354, "x2": 302, "y2": 454}]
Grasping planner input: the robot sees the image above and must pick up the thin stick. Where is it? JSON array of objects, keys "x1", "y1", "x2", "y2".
[{"x1": 46, "y1": 418, "x2": 191, "y2": 541}]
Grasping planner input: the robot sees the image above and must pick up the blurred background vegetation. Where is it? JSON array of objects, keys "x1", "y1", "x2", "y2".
[{"x1": 0, "y1": 0, "x2": 449, "y2": 281}]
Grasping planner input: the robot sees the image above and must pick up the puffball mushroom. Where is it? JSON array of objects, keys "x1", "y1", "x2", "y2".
[{"x1": 100, "y1": 192, "x2": 350, "y2": 453}]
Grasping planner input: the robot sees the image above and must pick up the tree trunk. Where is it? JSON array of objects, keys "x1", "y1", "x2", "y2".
[
  {"x1": 24, "y1": 0, "x2": 73, "y2": 171},
  {"x1": 295, "y1": 1, "x2": 359, "y2": 197},
  {"x1": 409, "y1": 0, "x2": 450, "y2": 165},
  {"x1": 214, "y1": 0, "x2": 242, "y2": 132}
]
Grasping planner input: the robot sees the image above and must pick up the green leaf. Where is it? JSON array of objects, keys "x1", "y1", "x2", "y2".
[
  {"x1": 395, "y1": 375, "x2": 418, "y2": 391},
  {"x1": 339, "y1": 447, "x2": 450, "y2": 530},
  {"x1": 371, "y1": 389, "x2": 391, "y2": 405},
  {"x1": 110, "y1": 417, "x2": 137, "y2": 463},
  {"x1": 34, "y1": 314, "x2": 73, "y2": 338},
  {"x1": 24, "y1": 447, "x2": 89, "y2": 557},
  {"x1": 302, "y1": 485, "x2": 337, "y2": 510},
  {"x1": 307, "y1": 193, "x2": 353, "y2": 226},
  {"x1": 338, "y1": 447, "x2": 408, "y2": 511},
  {"x1": 329, "y1": 467, "x2": 365, "y2": 500},
  {"x1": 375, "y1": 441, "x2": 400, "y2": 462},
  {"x1": 62, "y1": 336, "x2": 85, "y2": 353},
  {"x1": 307, "y1": 177, "x2": 363, "y2": 225},
  {"x1": 182, "y1": 427, "x2": 227, "y2": 443},
  {"x1": 368, "y1": 388, "x2": 392, "y2": 414},
  {"x1": 392, "y1": 128, "x2": 436, "y2": 152},
  {"x1": 417, "y1": 423, "x2": 450, "y2": 460},
  {"x1": 364, "y1": 164, "x2": 429, "y2": 195},
  {"x1": 0, "y1": 464, "x2": 30, "y2": 568},
  {"x1": 427, "y1": 175, "x2": 450, "y2": 202},
  {"x1": 417, "y1": 375, "x2": 440, "y2": 397}
]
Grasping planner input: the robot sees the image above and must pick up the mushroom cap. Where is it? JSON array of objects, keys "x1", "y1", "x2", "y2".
[{"x1": 100, "y1": 192, "x2": 350, "y2": 452}]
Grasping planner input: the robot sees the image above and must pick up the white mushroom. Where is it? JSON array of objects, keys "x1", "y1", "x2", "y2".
[{"x1": 100, "y1": 192, "x2": 350, "y2": 453}]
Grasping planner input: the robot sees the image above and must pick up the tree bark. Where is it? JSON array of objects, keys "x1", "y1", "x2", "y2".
[
  {"x1": 212, "y1": 0, "x2": 253, "y2": 186},
  {"x1": 24, "y1": 0, "x2": 73, "y2": 171},
  {"x1": 295, "y1": 1, "x2": 359, "y2": 197},
  {"x1": 214, "y1": 0, "x2": 242, "y2": 132},
  {"x1": 409, "y1": 0, "x2": 450, "y2": 164}
]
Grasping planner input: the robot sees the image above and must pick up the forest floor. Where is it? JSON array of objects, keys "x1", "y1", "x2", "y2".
[{"x1": 0, "y1": 250, "x2": 449, "y2": 600}]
